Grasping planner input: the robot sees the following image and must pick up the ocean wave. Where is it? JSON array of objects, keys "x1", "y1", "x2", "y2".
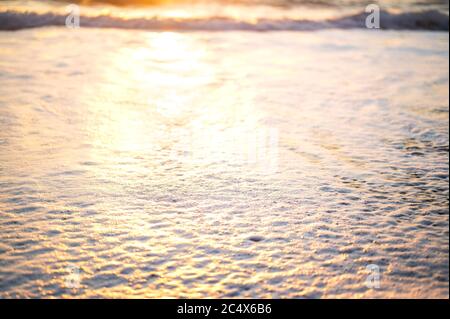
[{"x1": 0, "y1": 10, "x2": 448, "y2": 31}]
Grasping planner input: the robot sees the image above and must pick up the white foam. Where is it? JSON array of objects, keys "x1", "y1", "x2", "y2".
[{"x1": 0, "y1": 10, "x2": 448, "y2": 31}]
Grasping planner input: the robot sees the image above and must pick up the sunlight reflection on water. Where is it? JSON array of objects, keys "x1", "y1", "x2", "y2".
[{"x1": 0, "y1": 28, "x2": 448, "y2": 298}]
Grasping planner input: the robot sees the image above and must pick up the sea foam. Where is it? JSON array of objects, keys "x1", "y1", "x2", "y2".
[{"x1": 0, "y1": 10, "x2": 448, "y2": 31}]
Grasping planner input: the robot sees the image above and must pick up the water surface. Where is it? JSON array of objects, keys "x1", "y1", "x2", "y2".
[{"x1": 0, "y1": 13, "x2": 448, "y2": 298}]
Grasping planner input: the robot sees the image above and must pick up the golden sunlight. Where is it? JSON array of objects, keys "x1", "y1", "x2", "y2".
[{"x1": 0, "y1": 0, "x2": 448, "y2": 302}]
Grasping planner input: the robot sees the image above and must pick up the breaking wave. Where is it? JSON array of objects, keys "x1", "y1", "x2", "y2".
[{"x1": 0, "y1": 10, "x2": 448, "y2": 31}]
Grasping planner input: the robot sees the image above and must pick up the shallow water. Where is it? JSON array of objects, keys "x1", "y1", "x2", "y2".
[{"x1": 0, "y1": 28, "x2": 448, "y2": 298}]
